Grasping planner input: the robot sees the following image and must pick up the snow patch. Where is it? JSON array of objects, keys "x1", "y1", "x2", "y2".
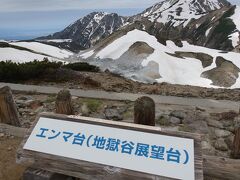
[
  {"x1": 80, "y1": 29, "x2": 240, "y2": 88},
  {"x1": 10, "y1": 42, "x2": 73, "y2": 59},
  {"x1": 38, "y1": 39, "x2": 72, "y2": 43},
  {"x1": 205, "y1": 27, "x2": 212, "y2": 37},
  {"x1": 0, "y1": 48, "x2": 51, "y2": 63},
  {"x1": 230, "y1": 6, "x2": 240, "y2": 31},
  {"x1": 229, "y1": 32, "x2": 240, "y2": 48}
]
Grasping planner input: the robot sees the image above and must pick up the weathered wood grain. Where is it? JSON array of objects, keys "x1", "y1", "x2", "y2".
[
  {"x1": 134, "y1": 96, "x2": 155, "y2": 126},
  {"x1": 17, "y1": 112, "x2": 203, "y2": 180},
  {"x1": 203, "y1": 155, "x2": 240, "y2": 179},
  {"x1": 55, "y1": 90, "x2": 74, "y2": 115},
  {"x1": 232, "y1": 127, "x2": 240, "y2": 159},
  {"x1": 23, "y1": 167, "x2": 71, "y2": 180},
  {"x1": 0, "y1": 86, "x2": 20, "y2": 126},
  {"x1": 0, "y1": 123, "x2": 27, "y2": 137}
]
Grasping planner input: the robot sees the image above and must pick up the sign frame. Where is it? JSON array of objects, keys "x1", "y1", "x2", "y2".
[{"x1": 17, "y1": 112, "x2": 203, "y2": 180}]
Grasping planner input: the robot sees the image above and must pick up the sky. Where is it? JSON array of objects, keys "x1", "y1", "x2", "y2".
[{"x1": 0, "y1": 0, "x2": 239, "y2": 40}]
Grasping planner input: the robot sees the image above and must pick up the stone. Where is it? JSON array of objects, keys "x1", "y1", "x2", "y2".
[
  {"x1": 7, "y1": 147, "x2": 12, "y2": 151},
  {"x1": 201, "y1": 140, "x2": 212, "y2": 151},
  {"x1": 207, "y1": 119, "x2": 224, "y2": 129},
  {"x1": 234, "y1": 116, "x2": 240, "y2": 128},
  {"x1": 81, "y1": 104, "x2": 90, "y2": 116},
  {"x1": 28, "y1": 100, "x2": 43, "y2": 110},
  {"x1": 170, "y1": 110, "x2": 186, "y2": 120},
  {"x1": 215, "y1": 129, "x2": 232, "y2": 138},
  {"x1": 226, "y1": 126, "x2": 235, "y2": 133},
  {"x1": 157, "y1": 115, "x2": 170, "y2": 126},
  {"x1": 0, "y1": 133, "x2": 5, "y2": 138},
  {"x1": 104, "y1": 107, "x2": 123, "y2": 121},
  {"x1": 18, "y1": 108, "x2": 32, "y2": 113},
  {"x1": 29, "y1": 112, "x2": 35, "y2": 116},
  {"x1": 222, "y1": 120, "x2": 234, "y2": 127},
  {"x1": 72, "y1": 96, "x2": 78, "y2": 100},
  {"x1": 195, "y1": 106, "x2": 206, "y2": 112},
  {"x1": 225, "y1": 135, "x2": 234, "y2": 150},
  {"x1": 18, "y1": 96, "x2": 29, "y2": 101},
  {"x1": 183, "y1": 111, "x2": 208, "y2": 124},
  {"x1": 34, "y1": 106, "x2": 44, "y2": 114},
  {"x1": 220, "y1": 111, "x2": 238, "y2": 121},
  {"x1": 169, "y1": 116, "x2": 181, "y2": 125},
  {"x1": 162, "y1": 126, "x2": 179, "y2": 131},
  {"x1": 214, "y1": 138, "x2": 228, "y2": 151},
  {"x1": 188, "y1": 121, "x2": 209, "y2": 134}
]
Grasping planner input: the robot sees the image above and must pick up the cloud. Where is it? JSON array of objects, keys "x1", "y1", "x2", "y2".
[
  {"x1": 1, "y1": 0, "x2": 239, "y2": 12},
  {"x1": 0, "y1": 0, "x2": 161, "y2": 12}
]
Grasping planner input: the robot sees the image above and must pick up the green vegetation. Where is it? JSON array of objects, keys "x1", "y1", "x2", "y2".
[
  {"x1": 81, "y1": 98, "x2": 103, "y2": 112},
  {"x1": 214, "y1": 18, "x2": 236, "y2": 34},
  {"x1": 123, "y1": 110, "x2": 133, "y2": 119},
  {"x1": 0, "y1": 59, "x2": 100, "y2": 82},
  {"x1": 63, "y1": 62, "x2": 100, "y2": 72},
  {"x1": 0, "y1": 59, "x2": 61, "y2": 82},
  {"x1": 156, "y1": 115, "x2": 170, "y2": 126},
  {"x1": 178, "y1": 125, "x2": 193, "y2": 133},
  {"x1": 45, "y1": 94, "x2": 57, "y2": 103}
]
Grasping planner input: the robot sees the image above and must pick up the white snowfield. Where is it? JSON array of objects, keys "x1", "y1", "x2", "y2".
[
  {"x1": 80, "y1": 29, "x2": 240, "y2": 88},
  {"x1": 230, "y1": 6, "x2": 240, "y2": 48},
  {"x1": 0, "y1": 41, "x2": 73, "y2": 63},
  {"x1": 230, "y1": 6, "x2": 240, "y2": 32},
  {"x1": 0, "y1": 48, "x2": 50, "y2": 63},
  {"x1": 10, "y1": 42, "x2": 73, "y2": 59},
  {"x1": 142, "y1": 0, "x2": 223, "y2": 27},
  {"x1": 37, "y1": 39, "x2": 72, "y2": 43}
]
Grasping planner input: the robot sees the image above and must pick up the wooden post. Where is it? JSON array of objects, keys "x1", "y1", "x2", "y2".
[
  {"x1": 0, "y1": 86, "x2": 20, "y2": 126},
  {"x1": 23, "y1": 89, "x2": 74, "y2": 180},
  {"x1": 24, "y1": 89, "x2": 74, "y2": 180},
  {"x1": 232, "y1": 127, "x2": 240, "y2": 159},
  {"x1": 55, "y1": 89, "x2": 74, "y2": 115},
  {"x1": 203, "y1": 155, "x2": 240, "y2": 179},
  {"x1": 134, "y1": 96, "x2": 155, "y2": 126}
]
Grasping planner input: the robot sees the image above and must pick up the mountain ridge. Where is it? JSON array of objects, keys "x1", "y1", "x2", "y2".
[
  {"x1": 38, "y1": 0, "x2": 239, "y2": 52},
  {"x1": 38, "y1": 12, "x2": 127, "y2": 50}
]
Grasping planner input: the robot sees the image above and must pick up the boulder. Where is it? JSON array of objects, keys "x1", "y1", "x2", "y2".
[
  {"x1": 214, "y1": 138, "x2": 228, "y2": 151},
  {"x1": 207, "y1": 119, "x2": 224, "y2": 129},
  {"x1": 104, "y1": 106, "x2": 123, "y2": 121},
  {"x1": 169, "y1": 116, "x2": 181, "y2": 125},
  {"x1": 170, "y1": 110, "x2": 186, "y2": 120},
  {"x1": 215, "y1": 129, "x2": 232, "y2": 138}
]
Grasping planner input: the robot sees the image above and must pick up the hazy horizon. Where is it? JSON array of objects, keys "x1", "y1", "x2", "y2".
[{"x1": 0, "y1": 0, "x2": 239, "y2": 40}]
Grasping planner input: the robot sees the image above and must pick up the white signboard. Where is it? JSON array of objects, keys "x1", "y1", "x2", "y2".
[{"x1": 24, "y1": 117, "x2": 195, "y2": 180}]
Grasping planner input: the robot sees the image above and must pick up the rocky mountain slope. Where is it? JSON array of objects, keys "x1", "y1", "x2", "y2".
[
  {"x1": 134, "y1": 0, "x2": 231, "y2": 27},
  {"x1": 128, "y1": 0, "x2": 239, "y2": 52},
  {"x1": 38, "y1": 12, "x2": 126, "y2": 50},
  {"x1": 77, "y1": 29, "x2": 240, "y2": 88},
  {"x1": 6, "y1": 0, "x2": 240, "y2": 88},
  {"x1": 39, "y1": 0, "x2": 240, "y2": 52}
]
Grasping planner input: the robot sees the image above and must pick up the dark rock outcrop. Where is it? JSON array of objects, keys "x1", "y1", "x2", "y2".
[{"x1": 201, "y1": 56, "x2": 240, "y2": 87}]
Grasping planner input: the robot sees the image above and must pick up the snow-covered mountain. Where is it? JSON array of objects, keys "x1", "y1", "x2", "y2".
[
  {"x1": 78, "y1": 29, "x2": 240, "y2": 88},
  {"x1": 39, "y1": 0, "x2": 239, "y2": 52},
  {"x1": 0, "y1": 41, "x2": 73, "y2": 63},
  {"x1": 1, "y1": 0, "x2": 240, "y2": 89},
  {"x1": 128, "y1": 1, "x2": 239, "y2": 52},
  {"x1": 39, "y1": 12, "x2": 127, "y2": 50},
  {"x1": 137, "y1": 0, "x2": 231, "y2": 27}
]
